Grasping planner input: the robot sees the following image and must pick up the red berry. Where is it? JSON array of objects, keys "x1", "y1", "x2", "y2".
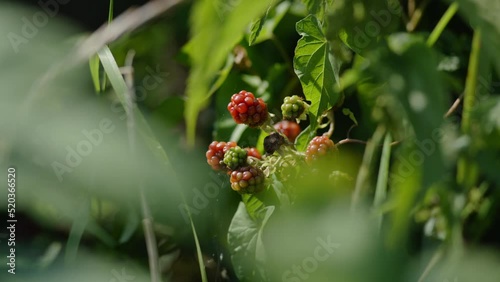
[
  {"x1": 245, "y1": 147, "x2": 262, "y2": 159},
  {"x1": 230, "y1": 166, "x2": 266, "y2": 194},
  {"x1": 227, "y1": 90, "x2": 268, "y2": 127},
  {"x1": 206, "y1": 141, "x2": 237, "y2": 171},
  {"x1": 274, "y1": 120, "x2": 301, "y2": 142},
  {"x1": 305, "y1": 136, "x2": 336, "y2": 164}
]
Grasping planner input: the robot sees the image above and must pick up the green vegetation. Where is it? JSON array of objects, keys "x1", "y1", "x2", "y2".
[{"x1": 1, "y1": 0, "x2": 500, "y2": 281}]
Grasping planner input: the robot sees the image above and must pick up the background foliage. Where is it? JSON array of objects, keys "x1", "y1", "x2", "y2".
[{"x1": 1, "y1": 0, "x2": 500, "y2": 281}]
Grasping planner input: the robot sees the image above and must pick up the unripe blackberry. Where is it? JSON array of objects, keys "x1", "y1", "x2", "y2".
[
  {"x1": 223, "y1": 146, "x2": 248, "y2": 170},
  {"x1": 281, "y1": 95, "x2": 308, "y2": 120},
  {"x1": 206, "y1": 141, "x2": 237, "y2": 171},
  {"x1": 305, "y1": 136, "x2": 336, "y2": 164},
  {"x1": 227, "y1": 90, "x2": 268, "y2": 127},
  {"x1": 230, "y1": 166, "x2": 266, "y2": 194}
]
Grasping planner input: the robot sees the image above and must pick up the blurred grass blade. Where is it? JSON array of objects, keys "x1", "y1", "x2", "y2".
[
  {"x1": 89, "y1": 55, "x2": 101, "y2": 92},
  {"x1": 108, "y1": 0, "x2": 114, "y2": 23},
  {"x1": 88, "y1": 0, "x2": 114, "y2": 94},
  {"x1": 65, "y1": 197, "x2": 90, "y2": 263},
  {"x1": 427, "y1": 2, "x2": 459, "y2": 46},
  {"x1": 374, "y1": 133, "x2": 392, "y2": 231},
  {"x1": 457, "y1": 29, "x2": 482, "y2": 188},
  {"x1": 351, "y1": 126, "x2": 385, "y2": 211},
  {"x1": 119, "y1": 207, "x2": 140, "y2": 244},
  {"x1": 97, "y1": 46, "x2": 208, "y2": 282}
]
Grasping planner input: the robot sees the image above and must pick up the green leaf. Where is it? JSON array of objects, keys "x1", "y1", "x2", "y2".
[
  {"x1": 228, "y1": 202, "x2": 274, "y2": 282},
  {"x1": 249, "y1": 18, "x2": 265, "y2": 46},
  {"x1": 294, "y1": 15, "x2": 340, "y2": 129},
  {"x1": 208, "y1": 54, "x2": 235, "y2": 97},
  {"x1": 294, "y1": 125, "x2": 316, "y2": 152},
  {"x1": 455, "y1": 0, "x2": 500, "y2": 75},
  {"x1": 241, "y1": 184, "x2": 280, "y2": 221},
  {"x1": 242, "y1": 193, "x2": 266, "y2": 221},
  {"x1": 256, "y1": 130, "x2": 269, "y2": 155},
  {"x1": 248, "y1": 1, "x2": 291, "y2": 45},
  {"x1": 184, "y1": 0, "x2": 272, "y2": 146},
  {"x1": 301, "y1": 0, "x2": 330, "y2": 19}
]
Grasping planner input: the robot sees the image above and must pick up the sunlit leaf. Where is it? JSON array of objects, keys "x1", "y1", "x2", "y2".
[{"x1": 294, "y1": 15, "x2": 340, "y2": 129}]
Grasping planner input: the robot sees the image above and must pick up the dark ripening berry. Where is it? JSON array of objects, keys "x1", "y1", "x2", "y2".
[
  {"x1": 227, "y1": 90, "x2": 268, "y2": 127},
  {"x1": 264, "y1": 132, "x2": 286, "y2": 155},
  {"x1": 305, "y1": 136, "x2": 336, "y2": 164},
  {"x1": 223, "y1": 146, "x2": 248, "y2": 170},
  {"x1": 206, "y1": 141, "x2": 237, "y2": 171},
  {"x1": 245, "y1": 147, "x2": 262, "y2": 159},
  {"x1": 274, "y1": 120, "x2": 301, "y2": 142},
  {"x1": 230, "y1": 166, "x2": 266, "y2": 194},
  {"x1": 281, "y1": 95, "x2": 307, "y2": 120}
]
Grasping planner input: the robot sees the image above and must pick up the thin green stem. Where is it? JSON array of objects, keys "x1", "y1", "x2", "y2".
[
  {"x1": 427, "y1": 2, "x2": 459, "y2": 47},
  {"x1": 108, "y1": 0, "x2": 114, "y2": 23},
  {"x1": 324, "y1": 110, "x2": 335, "y2": 138},
  {"x1": 461, "y1": 29, "x2": 482, "y2": 134},
  {"x1": 457, "y1": 28, "x2": 482, "y2": 188}
]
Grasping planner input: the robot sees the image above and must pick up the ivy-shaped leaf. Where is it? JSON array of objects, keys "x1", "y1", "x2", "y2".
[{"x1": 294, "y1": 15, "x2": 340, "y2": 129}]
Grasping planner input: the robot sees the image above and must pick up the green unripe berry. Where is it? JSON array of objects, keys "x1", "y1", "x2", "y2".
[
  {"x1": 281, "y1": 95, "x2": 308, "y2": 120},
  {"x1": 223, "y1": 146, "x2": 248, "y2": 170}
]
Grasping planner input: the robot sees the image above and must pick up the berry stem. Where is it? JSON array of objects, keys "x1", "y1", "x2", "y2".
[
  {"x1": 336, "y1": 138, "x2": 401, "y2": 147},
  {"x1": 324, "y1": 110, "x2": 335, "y2": 138}
]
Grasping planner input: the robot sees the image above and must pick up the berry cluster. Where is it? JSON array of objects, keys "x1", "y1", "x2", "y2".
[
  {"x1": 206, "y1": 140, "x2": 265, "y2": 194},
  {"x1": 227, "y1": 90, "x2": 268, "y2": 127},
  {"x1": 209, "y1": 90, "x2": 343, "y2": 195}
]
